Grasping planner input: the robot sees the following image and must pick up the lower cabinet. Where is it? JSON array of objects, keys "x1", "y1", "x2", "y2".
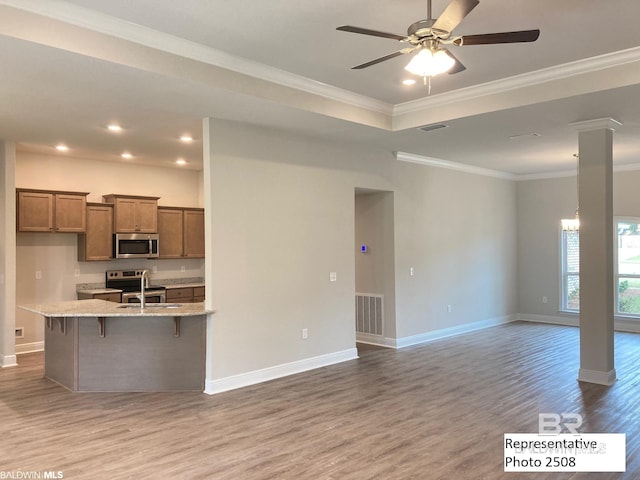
[
  {"x1": 165, "y1": 286, "x2": 204, "y2": 303},
  {"x1": 193, "y1": 286, "x2": 205, "y2": 303},
  {"x1": 77, "y1": 291, "x2": 122, "y2": 302}
]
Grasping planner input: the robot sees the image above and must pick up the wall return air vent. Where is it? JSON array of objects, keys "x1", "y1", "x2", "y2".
[{"x1": 417, "y1": 123, "x2": 448, "y2": 133}]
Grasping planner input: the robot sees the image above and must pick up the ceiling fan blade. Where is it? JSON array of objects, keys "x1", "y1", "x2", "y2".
[
  {"x1": 352, "y1": 50, "x2": 407, "y2": 69},
  {"x1": 454, "y1": 29, "x2": 540, "y2": 46},
  {"x1": 443, "y1": 49, "x2": 466, "y2": 74},
  {"x1": 336, "y1": 25, "x2": 407, "y2": 41},
  {"x1": 431, "y1": 0, "x2": 480, "y2": 36}
]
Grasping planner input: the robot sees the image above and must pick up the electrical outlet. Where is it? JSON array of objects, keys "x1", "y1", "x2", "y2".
[
  {"x1": 180, "y1": 266, "x2": 186, "y2": 273},
  {"x1": 152, "y1": 266, "x2": 157, "y2": 274},
  {"x1": 447, "y1": 304, "x2": 452, "y2": 313},
  {"x1": 15, "y1": 327, "x2": 24, "y2": 338},
  {"x1": 35, "y1": 270, "x2": 42, "y2": 280},
  {"x1": 329, "y1": 272, "x2": 337, "y2": 282},
  {"x1": 302, "y1": 328, "x2": 308, "y2": 339},
  {"x1": 74, "y1": 269, "x2": 80, "y2": 277},
  {"x1": 542, "y1": 296, "x2": 548, "y2": 304},
  {"x1": 410, "y1": 267, "x2": 414, "y2": 276}
]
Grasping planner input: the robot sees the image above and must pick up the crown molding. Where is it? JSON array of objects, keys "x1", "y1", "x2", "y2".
[
  {"x1": 569, "y1": 117, "x2": 623, "y2": 132},
  {"x1": 513, "y1": 169, "x2": 576, "y2": 181},
  {"x1": 393, "y1": 46, "x2": 640, "y2": 117},
  {"x1": 396, "y1": 152, "x2": 640, "y2": 182},
  {"x1": 0, "y1": 0, "x2": 393, "y2": 117},
  {"x1": 395, "y1": 151, "x2": 516, "y2": 180}
]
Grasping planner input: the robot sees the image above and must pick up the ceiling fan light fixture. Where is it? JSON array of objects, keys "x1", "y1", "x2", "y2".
[{"x1": 404, "y1": 48, "x2": 455, "y2": 77}]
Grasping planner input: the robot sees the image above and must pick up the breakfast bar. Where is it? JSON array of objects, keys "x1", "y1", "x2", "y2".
[{"x1": 20, "y1": 299, "x2": 212, "y2": 392}]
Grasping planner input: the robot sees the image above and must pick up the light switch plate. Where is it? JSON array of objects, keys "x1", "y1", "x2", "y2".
[{"x1": 329, "y1": 272, "x2": 337, "y2": 282}]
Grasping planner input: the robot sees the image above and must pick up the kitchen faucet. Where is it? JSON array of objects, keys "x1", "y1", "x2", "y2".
[{"x1": 137, "y1": 269, "x2": 150, "y2": 309}]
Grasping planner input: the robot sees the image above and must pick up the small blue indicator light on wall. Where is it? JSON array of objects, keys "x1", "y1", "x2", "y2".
[{"x1": 360, "y1": 244, "x2": 368, "y2": 253}]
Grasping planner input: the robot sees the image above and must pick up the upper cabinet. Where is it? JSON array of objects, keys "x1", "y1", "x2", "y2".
[
  {"x1": 183, "y1": 208, "x2": 205, "y2": 258},
  {"x1": 157, "y1": 207, "x2": 184, "y2": 259},
  {"x1": 78, "y1": 203, "x2": 114, "y2": 261},
  {"x1": 157, "y1": 207, "x2": 205, "y2": 259},
  {"x1": 17, "y1": 189, "x2": 88, "y2": 233},
  {"x1": 102, "y1": 194, "x2": 159, "y2": 233}
]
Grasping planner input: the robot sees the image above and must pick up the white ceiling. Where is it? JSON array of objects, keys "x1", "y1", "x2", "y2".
[{"x1": 1, "y1": 0, "x2": 640, "y2": 175}]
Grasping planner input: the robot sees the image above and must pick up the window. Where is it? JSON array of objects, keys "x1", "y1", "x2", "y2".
[
  {"x1": 616, "y1": 219, "x2": 640, "y2": 315},
  {"x1": 560, "y1": 218, "x2": 640, "y2": 317},
  {"x1": 561, "y1": 229, "x2": 580, "y2": 311}
]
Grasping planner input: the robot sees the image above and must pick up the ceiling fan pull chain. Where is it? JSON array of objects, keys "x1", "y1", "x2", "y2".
[
  {"x1": 422, "y1": 75, "x2": 432, "y2": 95},
  {"x1": 427, "y1": 0, "x2": 432, "y2": 21}
]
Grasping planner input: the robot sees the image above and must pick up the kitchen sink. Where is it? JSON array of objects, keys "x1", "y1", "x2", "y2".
[{"x1": 117, "y1": 303, "x2": 182, "y2": 309}]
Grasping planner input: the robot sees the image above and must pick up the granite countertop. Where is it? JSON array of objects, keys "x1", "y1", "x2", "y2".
[
  {"x1": 20, "y1": 299, "x2": 214, "y2": 317},
  {"x1": 76, "y1": 288, "x2": 122, "y2": 295},
  {"x1": 161, "y1": 283, "x2": 204, "y2": 289},
  {"x1": 77, "y1": 277, "x2": 204, "y2": 293}
]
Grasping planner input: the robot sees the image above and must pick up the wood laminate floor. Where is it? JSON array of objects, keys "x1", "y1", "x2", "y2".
[{"x1": 2, "y1": 321, "x2": 640, "y2": 479}]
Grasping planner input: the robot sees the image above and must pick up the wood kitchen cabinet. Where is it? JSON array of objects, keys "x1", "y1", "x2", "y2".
[
  {"x1": 77, "y1": 291, "x2": 121, "y2": 302},
  {"x1": 78, "y1": 203, "x2": 113, "y2": 261},
  {"x1": 165, "y1": 285, "x2": 205, "y2": 303},
  {"x1": 17, "y1": 189, "x2": 88, "y2": 233},
  {"x1": 103, "y1": 194, "x2": 159, "y2": 233},
  {"x1": 193, "y1": 286, "x2": 205, "y2": 303},
  {"x1": 183, "y1": 208, "x2": 205, "y2": 258},
  {"x1": 157, "y1": 207, "x2": 205, "y2": 259},
  {"x1": 157, "y1": 207, "x2": 184, "y2": 258}
]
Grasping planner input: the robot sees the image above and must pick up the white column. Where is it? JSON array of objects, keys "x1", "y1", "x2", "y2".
[
  {"x1": 570, "y1": 118, "x2": 620, "y2": 385},
  {"x1": 0, "y1": 141, "x2": 17, "y2": 368},
  {"x1": 202, "y1": 117, "x2": 215, "y2": 392}
]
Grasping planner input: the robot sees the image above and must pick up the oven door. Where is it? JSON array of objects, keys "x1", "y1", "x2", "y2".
[{"x1": 121, "y1": 291, "x2": 166, "y2": 304}]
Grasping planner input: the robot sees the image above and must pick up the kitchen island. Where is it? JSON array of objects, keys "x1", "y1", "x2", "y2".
[{"x1": 20, "y1": 299, "x2": 213, "y2": 392}]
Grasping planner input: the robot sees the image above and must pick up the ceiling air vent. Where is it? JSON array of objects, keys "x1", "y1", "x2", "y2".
[
  {"x1": 508, "y1": 132, "x2": 541, "y2": 140},
  {"x1": 418, "y1": 123, "x2": 448, "y2": 133}
]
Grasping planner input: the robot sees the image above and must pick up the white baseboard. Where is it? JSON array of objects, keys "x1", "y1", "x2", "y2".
[
  {"x1": 16, "y1": 341, "x2": 44, "y2": 355},
  {"x1": 578, "y1": 368, "x2": 617, "y2": 386},
  {"x1": 1, "y1": 354, "x2": 18, "y2": 368},
  {"x1": 394, "y1": 314, "x2": 517, "y2": 349},
  {"x1": 356, "y1": 332, "x2": 395, "y2": 348},
  {"x1": 518, "y1": 313, "x2": 640, "y2": 334},
  {"x1": 204, "y1": 348, "x2": 358, "y2": 395},
  {"x1": 517, "y1": 313, "x2": 579, "y2": 327}
]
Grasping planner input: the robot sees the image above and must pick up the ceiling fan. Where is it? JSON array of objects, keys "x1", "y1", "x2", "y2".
[{"x1": 337, "y1": 0, "x2": 540, "y2": 79}]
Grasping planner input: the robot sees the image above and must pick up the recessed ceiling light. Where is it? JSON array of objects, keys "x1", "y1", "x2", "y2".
[
  {"x1": 121, "y1": 152, "x2": 133, "y2": 159},
  {"x1": 176, "y1": 158, "x2": 187, "y2": 166},
  {"x1": 106, "y1": 123, "x2": 123, "y2": 132},
  {"x1": 402, "y1": 79, "x2": 416, "y2": 86},
  {"x1": 179, "y1": 134, "x2": 193, "y2": 143},
  {"x1": 55, "y1": 144, "x2": 69, "y2": 152}
]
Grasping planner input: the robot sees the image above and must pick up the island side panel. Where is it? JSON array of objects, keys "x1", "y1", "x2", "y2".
[
  {"x1": 44, "y1": 317, "x2": 78, "y2": 390},
  {"x1": 76, "y1": 315, "x2": 205, "y2": 392}
]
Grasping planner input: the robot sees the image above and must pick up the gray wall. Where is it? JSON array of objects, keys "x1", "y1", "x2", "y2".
[
  {"x1": 392, "y1": 166, "x2": 518, "y2": 338},
  {"x1": 355, "y1": 191, "x2": 396, "y2": 338},
  {"x1": 517, "y1": 168, "x2": 640, "y2": 318},
  {"x1": 0, "y1": 142, "x2": 16, "y2": 366},
  {"x1": 207, "y1": 119, "x2": 518, "y2": 379}
]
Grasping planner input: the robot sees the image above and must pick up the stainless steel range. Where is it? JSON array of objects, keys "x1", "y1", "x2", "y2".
[{"x1": 105, "y1": 269, "x2": 166, "y2": 304}]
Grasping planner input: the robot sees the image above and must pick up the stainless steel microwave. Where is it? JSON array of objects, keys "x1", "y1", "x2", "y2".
[{"x1": 113, "y1": 233, "x2": 159, "y2": 259}]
